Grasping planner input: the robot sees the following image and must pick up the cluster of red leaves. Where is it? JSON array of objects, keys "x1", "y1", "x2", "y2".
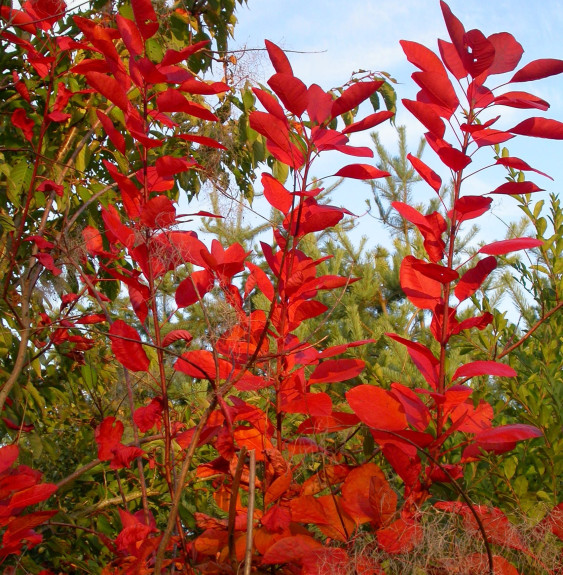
[
  {"x1": 0, "y1": 445, "x2": 57, "y2": 561},
  {"x1": 1, "y1": 0, "x2": 562, "y2": 573}
]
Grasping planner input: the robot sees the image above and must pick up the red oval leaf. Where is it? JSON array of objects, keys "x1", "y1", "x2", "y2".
[
  {"x1": 9, "y1": 483, "x2": 58, "y2": 509},
  {"x1": 478, "y1": 238, "x2": 543, "y2": 255},
  {"x1": 308, "y1": 359, "x2": 365, "y2": 385},
  {"x1": 162, "y1": 330, "x2": 193, "y2": 347},
  {"x1": 400, "y1": 255, "x2": 442, "y2": 310},
  {"x1": 490, "y1": 181, "x2": 543, "y2": 195},
  {"x1": 262, "y1": 173, "x2": 293, "y2": 214},
  {"x1": 509, "y1": 117, "x2": 563, "y2": 140},
  {"x1": 331, "y1": 80, "x2": 383, "y2": 119},
  {"x1": 452, "y1": 360, "x2": 517, "y2": 381},
  {"x1": 108, "y1": 320, "x2": 150, "y2": 372},
  {"x1": 265, "y1": 39, "x2": 293, "y2": 76},
  {"x1": 334, "y1": 164, "x2": 390, "y2": 180},
  {"x1": 510, "y1": 58, "x2": 563, "y2": 83},
  {"x1": 407, "y1": 153, "x2": 442, "y2": 193},
  {"x1": 386, "y1": 333, "x2": 440, "y2": 390},
  {"x1": 455, "y1": 256, "x2": 497, "y2": 302},
  {"x1": 346, "y1": 385, "x2": 407, "y2": 431}
]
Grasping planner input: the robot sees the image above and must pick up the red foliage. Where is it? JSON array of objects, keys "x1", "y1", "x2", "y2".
[{"x1": 1, "y1": 2, "x2": 559, "y2": 572}]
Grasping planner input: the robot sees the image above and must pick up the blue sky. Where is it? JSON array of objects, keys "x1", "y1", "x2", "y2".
[{"x1": 228, "y1": 0, "x2": 563, "y2": 246}]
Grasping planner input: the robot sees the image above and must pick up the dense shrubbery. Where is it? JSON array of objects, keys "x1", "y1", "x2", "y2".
[{"x1": 0, "y1": 1, "x2": 561, "y2": 573}]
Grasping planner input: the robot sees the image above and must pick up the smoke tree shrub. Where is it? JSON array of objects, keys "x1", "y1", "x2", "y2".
[{"x1": 0, "y1": 0, "x2": 561, "y2": 573}]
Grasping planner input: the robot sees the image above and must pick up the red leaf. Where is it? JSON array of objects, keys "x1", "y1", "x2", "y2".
[
  {"x1": 410, "y1": 260, "x2": 458, "y2": 284},
  {"x1": 9, "y1": 483, "x2": 57, "y2": 509},
  {"x1": 400, "y1": 39, "x2": 444, "y2": 72},
  {"x1": 155, "y1": 155, "x2": 195, "y2": 177},
  {"x1": 439, "y1": 1, "x2": 466, "y2": 65},
  {"x1": 452, "y1": 360, "x2": 517, "y2": 381},
  {"x1": 175, "y1": 270, "x2": 214, "y2": 308},
  {"x1": 161, "y1": 40, "x2": 210, "y2": 66},
  {"x1": 456, "y1": 312, "x2": 494, "y2": 334},
  {"x1": 104, "y1": 161, "x2": 142, "y2": 219},
  {"x1": 157, "y1": 89, "x2": 218, "y2": 121},
  {"x1": 510, "y1": 58, "x2": 563, "y2": 83},
  {"x1": 262, "y1": 173, "x2": 293, "y2": 214},
  {"x1": 96, "y1": 110, "x2": 126, "y2": 155},
  {"x1": 0, "y1": 445, "x2": 19, "y2": 474},
  {"x1": 178, "y1": 78, "x2": 229, "y2": 95},
  {"x1": 472, "y1": 128, "x2": 514, "y2": 147},
  {"x1": 468, "y1": 555, "x2": 521, "y2": 575},
  {"x1": 84, "y1": 72, "x2": 130, "y2": 112},
  {"x1": 176, "y1": 133, "x2": 227, "y2": 150},
  {"x1": 341, "y1": 463, "x2": 396, "y2": 526},
  {"x1": 131, "y1": 0, "x2": 158, "y2": 40},
  {"x1": 285, "y1": 200, "x2": 349, "y2": 237},
  {"x1": 282, "y1": 392, "x2": 332, "y2": 417},
  {"x1": 261, "y1": 505, "x2": 291, "y2": 533},
  {"x1": 110, "y1": 444, "x2": 144, "y2": 469},
  {"x1": 450, "y1": 399, "x2": 494, "y2": 433},
  {"x1": 249, "y1": 111, "x2": 304, "y2": 169},
  {"x1": 331, "y1": 80, "x2": 383, "y2": 119},
  {"x1": 253, "y1": 87, "x2": 287, "y2": 122},
  {"x1": 460, "y1": 29, "x2": 495, "y2": 78},
  {"x1": 268, "y1": 73, "x2": 308, "y2": 116},
  {"x1": 314, "y1": 494, "x2": 356, "y2": 541},
  {"x1": 162, "y1": 330, "x2": 193, "y2": 347},
  {"x1": 265, "y1": 40, "x2": 293, "y2": 75},
  {"x1": 334, "y1": 164, "x2": 390, "y2": 180},
  {"x1": 76, "y1": 314, "x2": 106, "y2": 325},
  {"x1": 399, "y1": 255, "x2": 442, "y2": 310},
  {"x1": 140, "y1": 196, "x2": 176, "y2": 228},
  {"x1": 341, "y1": 111, "x2": 394, "y2": 135},
  {"x1": 390, "y1": 382, "x2": 431, "y2": 432},
  {"x1": 475, "y1": 424, "x2": 542, "y2": 453},
  {"x1": 494, "y1": 91, "x2": 550, "y2": 111},
  {"x1": 115, "y1": 14, "x2": 144, "y2": 58},
  {"x1": 478, "y1": 238, "x2": 543, "y2": 255},
  {"x1": 412, "y1": 70, "x2": 459, "y2": 115},
  {"x1": 508, "y1": 117, "x2": 563, "y2": 140},
  {"x1": 289, "y1": 300, "x2": 328, "y2": 324},
  {"x1": 261, "y1": 535, "x2": 323, "y2": 565},
  {"x1": 537, "y1": 503, "x2": 563, "y2": 541},
  {"x1": 297, "y1": 412, "x2": 359, "y2": 434},
  {"x1": 174, "y1": 350, "x2": 232, "y2": 380},
  {"x1": 490, "y1": 181, "x2": 543, "y2": 195},
  {"x1": 108, "y1": 320, "x2": 150, "y2": 372},
  {"x1": 12, "y1": 109, "x2": 34, "y2": 142},
  {"x1": 479, "y1": 423, "x2": 542, "y2": 443},
  {"x1": 377, "y1": 517, "x2": 423, "y2": 554},
  {"x1": 0, "y1": 7, "x2": 37, "y2": 34},
  {"x1": 487, "y1": 32, "x2": 524, "y2": 75},
  {"x1": 307, "y1": 83, "x2": 333, "y2": 125},
  {"x1": 452, "y1": 195, "x2": 492, "y2": 222},
  {"x1": 393, "y1": 202, "x2": 446, "y2": 262},
  {"x1": 346, "y1": 385, "x2": 407, "y2": 431},
  {"x1": 245, "y1": 262, "x2": 274, "y2": 301},
  {"x1": 133, "y1": 397, "x2": 164, "y2": 432},
  {"x1": 95, "y1": 417, "x2": 124, "y2": 460},
  {"x1": 386, "y1": 333, "x2": 440, "y2": 390},
  {"x1": 455, "y1": 256, "x2": 497, "y2": 302},
  {"x1": 495, "y1": 157, "x2": 552, "y2": 180},
  {"x1": 438, "y1": 39, "x2": 466, "y2": 80},
  {"x1": 437, "y1": 145, "x2": 472, "y2": 171},
  {"x1": 403, "y1": 99, "x2": 445, "y2": 139},
  {"x1": 406, "y1": 153, "x2": 441, "y2": 193},
  {"x1": 308, "y1": 359, "x2": 365, "y2": 385}
]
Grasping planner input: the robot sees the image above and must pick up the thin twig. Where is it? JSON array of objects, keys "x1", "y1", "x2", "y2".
[
  {"x1": 244, "y1": 450, "x2": 256, "y2": 575},
  {"x1": 228, "y1": 446, "x2": 247, "y2": 572}
]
